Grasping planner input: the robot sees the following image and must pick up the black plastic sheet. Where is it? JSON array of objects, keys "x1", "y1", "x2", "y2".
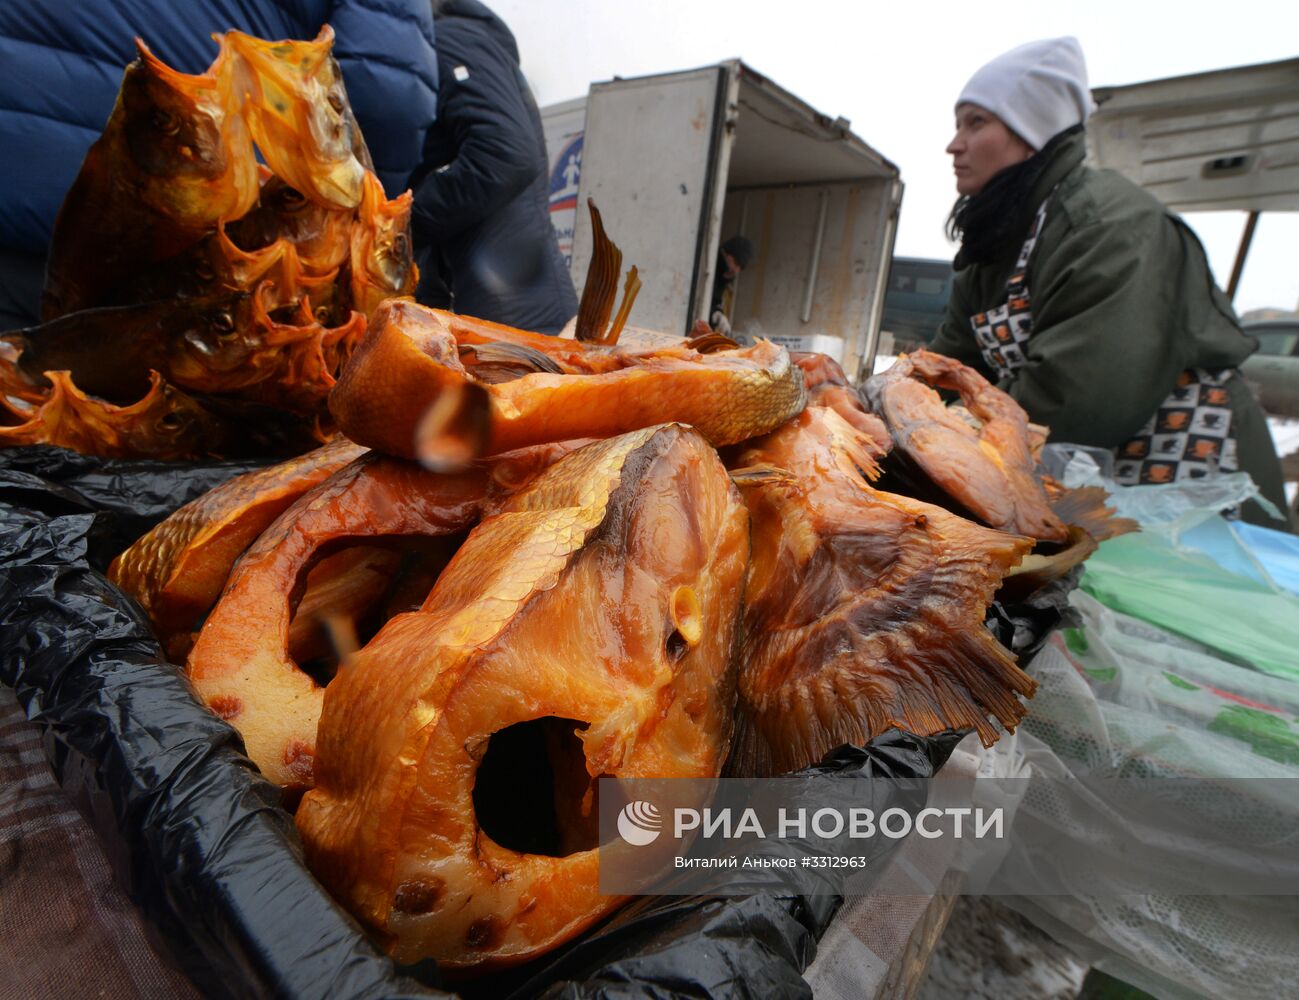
[
  {"x1": 0, "y1": 446, "x2": 1007, "y2": 999},
  {"x1": 987, "y1": 565, "x2": 1082, "y2": 660}
]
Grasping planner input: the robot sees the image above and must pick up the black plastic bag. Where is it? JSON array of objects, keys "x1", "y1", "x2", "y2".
[
  {"x1": 0, "y1": 446, "x2": 997, "y2": 999},
  {"x1": 987, "y1": 565, "x2": 1082, "y2": 660}
]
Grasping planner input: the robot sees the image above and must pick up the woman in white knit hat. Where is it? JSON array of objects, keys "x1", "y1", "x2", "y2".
[{"x1": 929, "y1": 37, "x2": 1291, "y2": 530}]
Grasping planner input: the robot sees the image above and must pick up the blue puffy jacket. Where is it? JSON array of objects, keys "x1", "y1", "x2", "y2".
[{"x1": 0, "y1": 0, "x2": 437, "y2": 262}]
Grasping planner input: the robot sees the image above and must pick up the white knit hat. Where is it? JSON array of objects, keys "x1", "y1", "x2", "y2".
[{"x1": 956, "y1": 37, "x2": 1096, "y2": 150}]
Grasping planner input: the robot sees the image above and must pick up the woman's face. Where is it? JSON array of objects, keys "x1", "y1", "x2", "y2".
[{"x1": 946, "y1": 104, "x2": 1035, "y2": 196}]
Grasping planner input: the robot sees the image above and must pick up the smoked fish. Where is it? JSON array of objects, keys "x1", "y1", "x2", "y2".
[
  {"x1": 348, "y1": 172, "x2": 418, "y2": 319},
  {"x1": 863, "y1": 350, "x2": 1068, "y2": 542},
  {"x1": 185, "y1": 441, "x2": 579, "y2": 790},
  {"x1": 296, "y1": 425, "x2": 748, "y2": 970},
  {"x1": 42, "y1": 36, "x2": 258, "y2": 319},
  {"x1": 109, "y1": 437, "x2": 366, "y2": 660},
  {"x1": 730, "y1": 404, "x2": 1035, "y2": 774},
  {"x1": 222, "y1": 27, "x2": 372, "y2": 211},
  {"x1": 330, "y1": 300, "x2": 807, "y2": 467}
]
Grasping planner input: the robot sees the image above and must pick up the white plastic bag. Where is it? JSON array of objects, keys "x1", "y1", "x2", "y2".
[{"x1": 976, "y1": 592, "x2": 1299, "y2": 1000}]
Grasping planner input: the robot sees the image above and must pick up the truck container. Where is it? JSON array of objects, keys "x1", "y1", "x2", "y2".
[
  {"x1": 1088, "y1": 56, "x2": 1299, "y2": 419},
  {"x1": 541, "y1": 61, "x2": 903, "y2": 383}
]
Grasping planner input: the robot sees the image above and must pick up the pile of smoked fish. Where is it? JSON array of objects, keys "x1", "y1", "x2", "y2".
[
  {"x1": 0, "y1": 28, "x2": 415, "y2": 459},
  {"x1": 3, "y1": 29, "x2": 1135, "y2": 981}
]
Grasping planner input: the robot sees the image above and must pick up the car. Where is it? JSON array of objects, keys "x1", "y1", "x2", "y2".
[
  {"x1": 1241, "y1": 319, "x2": 1299, "y2": 419},
  {"x1": 880, "y1": 257, "x2": 953, "y2": 352}
]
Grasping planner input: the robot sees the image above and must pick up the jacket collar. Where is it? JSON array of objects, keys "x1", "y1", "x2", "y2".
[
  {"x1": 1028, "y1": 127, "x2": 1087, "y2": 208},
  {"x1": 952, "y1": 126, "x2": 1087, "y2": 271}
]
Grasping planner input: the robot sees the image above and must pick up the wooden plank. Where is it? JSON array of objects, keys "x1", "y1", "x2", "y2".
[{"x1": 876, "y1": 870, "x2": 966, "y2": 999}]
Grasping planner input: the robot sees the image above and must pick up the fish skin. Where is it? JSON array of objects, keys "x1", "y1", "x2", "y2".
[
  {"x1": 349, "y1": 172, "x2": 417, "y2": 319},
  {"x1": 107, "y1": 221, "x2": 340, "y2": 313},
  {"x1": 863, "y1": 349, "x2": 1068, "y2": 543},
  {"x1": 295, "y1": 425, "x2": 748, "y2": 971},
  {"x1": 108, "y1": 437, "x2": 367, "y2": 661},
  {"x1": 186, "y1": 454, "x2": 493, "y2": 791},
  {"x1": 729, "y1": 404, "x2": 1035, "y2": 775},
  {"x1": 482, "y1": 338, "x2": 806, "y2": 455},
  {"x1": 0, "y1": 367, "x2": 221, "y2": 460},
  {"x1": 790, "y1": 351, "x2": 893, "y2": 456},
  {"x1": 328, "y1": 300, "x2": 492, "y2": 464},
  {"x1": 330, "y1": 300, "x2": 807, "y2": 465},
  {"x1": 42, "y1": 36, "x2": 259, "y2": 319},
  {"x1": 224, "y1": 173, "x2": 355, "y2": 277},
  {"x1": 19, "y1": 292, "x2": 254, "y2": 401},
  {"x1": 19, "y1": 282, "x2": 364, "y2": 416},
  {"x1": 222, "y1": 27, "x2": 373, "y2": 211}
]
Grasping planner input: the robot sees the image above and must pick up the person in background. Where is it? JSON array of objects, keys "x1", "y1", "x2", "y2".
[
  {"x1": 931, "y1": 36, "x2": 1291, "y2": 530},
  {"x1": 409, "y1": 0, "x2": 576, "y2": 334},
  {"x1": 710, "y1": 235, "x2": 755, "y2": 336},
  {"x1": 0, "y1": 0, "x2": 439, "y2": 331}
]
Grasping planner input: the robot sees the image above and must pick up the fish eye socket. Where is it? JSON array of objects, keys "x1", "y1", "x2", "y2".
[
  {"x1": 211, "y1": 311, "x2": 236, "y2": 335},
  {"x1": 151, "y1": 109, "x2": 180, "y2": 135},
  {"x1": 277, "y1": 186, "x2": 307, "y2": 209},
  {"x1": 392, "y1": 234, "x2": 409, "y2": 256},
  {"x1": 313, "y1": 305, "x2": 330, "y2": 323},
  {"x1": 156, "y1": 412, "x2": 182, "y2": 430},
  {"x1": 327, "y1": 92, "x2": 345, "y2": 114}
]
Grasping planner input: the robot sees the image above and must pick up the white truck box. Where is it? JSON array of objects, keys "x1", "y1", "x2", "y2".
[{"x1": 541, "y1": 61, "x2": 903, "y2": 382}]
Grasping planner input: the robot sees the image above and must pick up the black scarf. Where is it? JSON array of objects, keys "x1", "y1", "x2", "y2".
[{"x1": 948, "y1": 125, "x2": 1082, "y2": 269}]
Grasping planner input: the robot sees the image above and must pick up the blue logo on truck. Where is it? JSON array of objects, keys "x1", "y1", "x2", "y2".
[{"x1": 549, "y1": 135, "x2": 583, "y2": 213}]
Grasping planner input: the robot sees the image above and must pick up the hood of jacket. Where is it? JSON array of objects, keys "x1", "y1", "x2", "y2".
[{"x1": 434, "y1": 0, "x2": 519, "y2": 63}]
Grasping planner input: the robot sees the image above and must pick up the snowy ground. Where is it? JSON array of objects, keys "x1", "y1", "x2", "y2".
[
  {"x1": 1270, "y1": 417, "x2": 1299, "y2": 506},
  {"x1": 915, "y1": 897, "x2": 1088, "y2": 1000}
]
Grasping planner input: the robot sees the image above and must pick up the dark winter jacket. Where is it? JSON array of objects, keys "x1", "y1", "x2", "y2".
[
  {"x1": 0, "y1": 0, "x2": 437, "y2": 325},
  {"x1": 409, "y1": 0, "x2": 576, "y2": 334},
  {"x1": 931, "y1": 129, "x2": 1290, "y2": 528}
]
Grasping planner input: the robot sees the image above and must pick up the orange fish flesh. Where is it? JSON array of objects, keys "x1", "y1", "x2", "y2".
[
  {"x1": 863, "y1": 349, "x2": 1068, "y2": 542},
  {"x1": 329, "y1": 300, "x2": 807, "y2": 467},
  {"x1": 108, "y1": 437, "x2": 366, "y2": 660}
]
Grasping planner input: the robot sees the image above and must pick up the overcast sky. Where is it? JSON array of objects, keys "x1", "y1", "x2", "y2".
[{"x1": 489, "y1": 0, "x2": 1298, "y2": 316}]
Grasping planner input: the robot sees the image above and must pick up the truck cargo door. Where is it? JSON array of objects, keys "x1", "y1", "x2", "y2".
[{"x1": 571, "y1": 67, "x2": 732, "y2": 335}]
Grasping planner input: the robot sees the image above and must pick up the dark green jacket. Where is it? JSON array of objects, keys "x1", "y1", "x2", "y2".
[{"x1": 931, "y1": 130, "x2": 1290, "y2": 528}]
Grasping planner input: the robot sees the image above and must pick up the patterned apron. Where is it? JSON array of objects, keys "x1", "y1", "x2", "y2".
[{"x1": 968, "y1": 200, "x2": 1240, "y2": 489}]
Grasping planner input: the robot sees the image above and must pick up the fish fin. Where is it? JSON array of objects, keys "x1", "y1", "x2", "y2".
[
  {"x1": 722, "y1": 711, "x2": 775, "y2": 779},
  {"x1": 728, "y1": 464, "x2": 797, "y2": 487},
  {"x1": 1050, "y1": 485, "x2": 1139, "y2": 543},
  {"x1": 685, "y1": 332, "x2": 740, "y2": 354},
  {"x1": 605, "y1": 266, "x2": 641, "y2": 345},
  {"x1": 998, "y1": 524, "x2": 1096, "y2": 603},
  {"x1": 739, "y1": 486, "x2": 1035, "y2": 775},
  {"x1": 753, "y1": 607, "x2": 1035, "y2": 776},
  {"x1": 458, "y1": 341, "x2": 564, "y2": 383},
  {"x1": 574, "y1": 199, "x2": 620, "y2": 343}
]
